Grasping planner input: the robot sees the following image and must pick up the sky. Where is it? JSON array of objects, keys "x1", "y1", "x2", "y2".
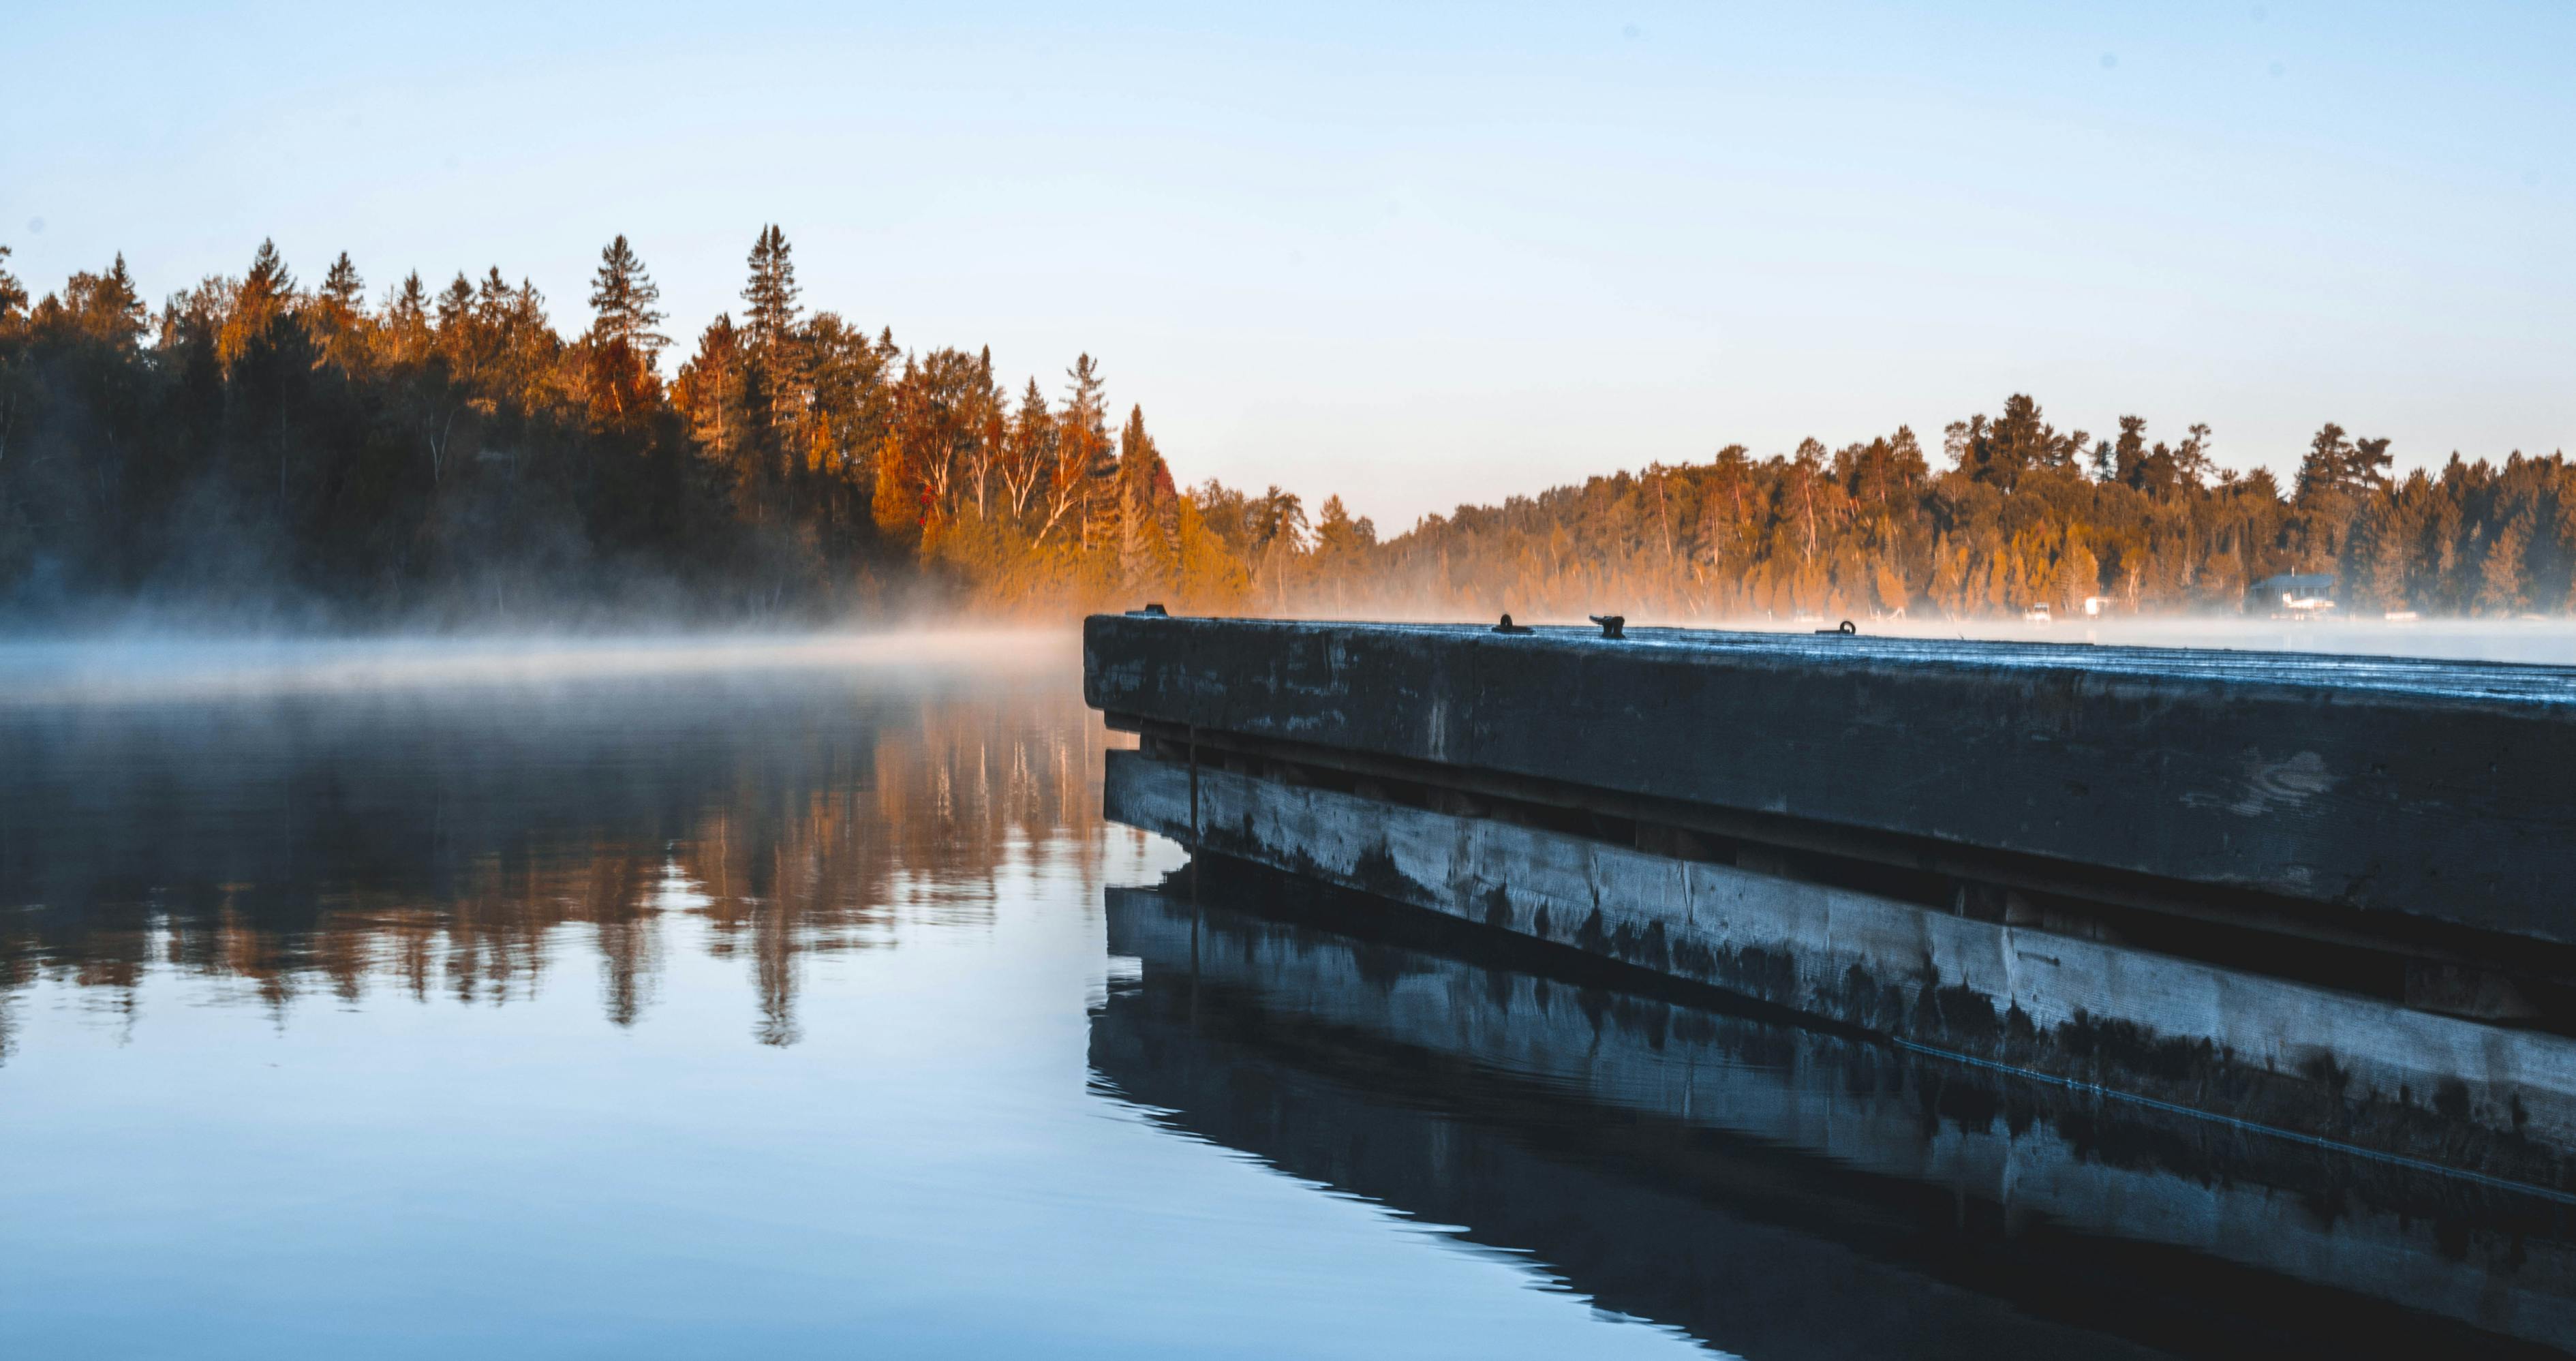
[{"x1": 4, "y1": 1, "x2": 2570, "y2": 528}]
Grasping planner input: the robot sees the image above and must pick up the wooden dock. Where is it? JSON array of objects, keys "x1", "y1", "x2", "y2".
[{"x1": 1087, "y1": 613, "x2": 2576, "y2": 1185}]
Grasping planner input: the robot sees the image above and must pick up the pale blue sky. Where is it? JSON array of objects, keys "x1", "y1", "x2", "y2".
[{"x1": 5, "y1": 1, "x2": 2569, "y2": 525}]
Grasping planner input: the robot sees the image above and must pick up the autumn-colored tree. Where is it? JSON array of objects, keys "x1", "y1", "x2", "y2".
[
  {"x1": 1950, "y1": 394, "x2": 2085, "y2": 492},
  {"x1": 998, "y1": 378, "x2": 1054, "y2": 519},
  {"x1": 675, "y1": 314, "x2": 751, "y2": 506},
  {"x1": 585, "y1": 235, "x2": 667, "y2": 422},
  {"x1": 1111, "y1": 405, "x2": 1179, "y2": 596},
  {"x1": 4, "y1": 239, "x2": 2567, "y2": 628},
  {"x1": 1045, "y1": 354, "x2": 1109, "y2": 546},
  {"x1": 2478, "y1": 508, "x2": 2534, "y2": 614},
  {"x1": 58, "y1": 255, "x2": 150, "y2": 350},
  {"x1": 801, "y1": 313, "x2": 892, "y2": 543},
  {"x1": 0, "y1": 245, "x2": 27, "y2": 323},
  {"x1": 217, "y1": 238, "x2": 296, "y2": 370},
  {"x1": 741, "y1": 226, "x2": 804, "y2": 438}
]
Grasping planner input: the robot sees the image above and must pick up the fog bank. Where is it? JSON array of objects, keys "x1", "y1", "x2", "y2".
[{"x1": 0, "y1": 628, "x2": 1080, "y2": 707}]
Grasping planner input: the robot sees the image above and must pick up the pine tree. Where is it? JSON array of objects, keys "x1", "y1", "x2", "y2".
[
  {"x1": 1951, "y1": 395, "x2": 2082, "y2": 491},
  {"x1": 244, "y1": 237, "x2": 295, "y2": 301},
  {"x1": 2343, "y1": 486, "x2": 2417, "y2": 612},
  {"x1": 64, "y1": 254, "x2": 148, "y2": 348},
  {"x1": 2423, "y1": 467, "x2": 2467, "y2": 609},
  {"x1": 675, "y1": 314, "x2": 752, "y2": 511},
  {"x1": 1001, "y1": 378, "x2": 1054, "y2": 519},
  {"x1": 382, "y1": 272, "x2": 432, "y2": 363},
  {"x1": 743, "y1": 226, "x2": 801, "y2": 348},
  {"x1": 2478, "y1": 508, "x2": 2533, "y2": 614},
  {"x1": 1115, "y1": 405, "x2": 1177, "y2": 595},
  {"x1": 1312, "y1": 494, "x2": 1377, "y2": 585},
  {"x1": 0, "y1": 244, "x2": 25, "y2": 323},
  {"x1": 2296, "y1": 423, "x2": 2357, "y2": 504},
  {"x1": 320, "y1": 252, "x2": 364, "y2": 311},
  {"x1": 434, "y1": 273, "x2": 474, "y2": 334},
  {"x1": 588, "y1": 235, "x2": 668, "y2": 360},
  {"x1": 587, "y1": 235, "x2": 669, "y2": 419},
  {"x1": 220, "y1": 239, "x2": 298, "y2": 368},
  {"x1": 2173, "y1": 423, "x2": 2215, "y2": 491},
  {"x1": 799, "y1": 312, "x2": 892, "y2": 534},
  {"x1": 2110, "y1": 414, "x2": 2148, "y2": 485},
  {"x1": 741, "y1": 226, "x2": 804, "y2": 438},
  {"x1": 306, "y1": 251, "x2": 368, "y2": 369},
  {"x1": 476, "y1": 266, "x2": 513, "y2": 319},
  {"x1": 1052, "y1": 353, "x2": 1110, "y2": 546},
  {"x1": 498, "y1": 277, "x2": 555, "y2": 406},
  {"x1": 2290, "y1": 423, "x2": 2370, "y2": 568}
]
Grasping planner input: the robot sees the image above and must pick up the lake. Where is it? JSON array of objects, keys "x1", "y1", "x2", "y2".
[{"x1": 3, "y1": 634, "x2": 2569, "y2": 1358}]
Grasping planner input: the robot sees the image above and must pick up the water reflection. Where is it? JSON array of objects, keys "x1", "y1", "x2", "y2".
[
  {"x1": 2, "y1": 643, "x2": 1711, "y2": 1359},
  {"x1": 10, "y1": 643, "x2": 2576, "y2": 1356},
  {"x1": 1091, "y1": 872, "x2": 2576, "y2": 1358},
  {"x1": 0, "y1": 652, "x2": 1122, "y2": 1052}
]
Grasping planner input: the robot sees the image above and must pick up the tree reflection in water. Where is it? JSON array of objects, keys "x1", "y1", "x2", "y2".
[{"x1": 0, "y1": 645, "x2": 1126, "y2": 1052}]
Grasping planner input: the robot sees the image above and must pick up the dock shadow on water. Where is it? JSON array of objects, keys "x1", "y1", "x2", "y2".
[
  {"x1": 3, "y1": 635, "x2": 2572, "y2": 1357},
  {"x1": 1092, "y1": 863, "x2": 2576, "y2": 1359}
]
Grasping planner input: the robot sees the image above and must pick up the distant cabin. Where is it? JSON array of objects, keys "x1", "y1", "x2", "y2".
[{"x1": 2248, "y1": 572, "x2": 2337, "y2": 617}]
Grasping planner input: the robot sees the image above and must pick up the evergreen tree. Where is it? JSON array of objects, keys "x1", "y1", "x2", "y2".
[
  {"x1": 1114, "y1": 405, "x2": 1176, "y2": 595},
  {"x1": 586, "y1": 235, "x2": 669, "y2": 419},
  {"x1": 476, "y1": 266, "x2": 514, "y2": 320},
  {"x1": 2342, "y1": 484, "x2": 2418, "y2": 612},
  {"x1": 7, "y1": 230, "x2": 2573, "y2": 624},
  {"x1": 1000, "y1": 378, "x2": 1054, "y2": 519},
  {"x1": 801, "y1": 311, "x2": 893, "y2": 542},
  {"x1": 219, "y1": 238, "x2": 297, "y2": 369},
  {"x1": 63, "y1": 255, "x2": 148, "y2": 348},
  {"x1": 2174, "y1": 423, "x2": 2215, "y2": 491},
  {"x1": 2478, "y1": 508, "x2": 2533, "y2": 614},
  {"x1": 1054, "y1": 353, "x2": 1111, "y2": 546},
  {"x1": 0, "y1": 245, "x2": 25, "y2": 323},
  {"x1": 587, "y1": 234, "x2": 668, "y2": 361},
  {"x1": 308, "y1": 251, "x2": 368, "y2": 369},
  {"x1": 245, "y1": 237, "x2": 295, "y2": 301},
  {"x1": 2296, "y1": 423, "x2": 2357, "y2": 504},
  {"x1": 1312, "y1": 495, "x2": 1377, "y2": 575},
  {"x1": 741, "y1": 226, "x2": 804, "y2": 438},
  {"x1": 434, "y1": 273, "x2": 474, "y2": 334},
  {"x1": 675, "y1": 313, "x2": 750, "y2": 485},
  {"x1": 2110, "y1": 414, "x2": 2148, "y2": 485},
  {"x1": 382, "y1": 272, "x2": 432, "y2": 363},
  {"x1": 1950, "y1": 395, "x2": 2084, "y2": 491},
  {"x1": 743, "y1": 226, "x2": 801, "y2": 349},
  {"x1": 320, "y1": 251, "x2": 365, "y2": 311}
]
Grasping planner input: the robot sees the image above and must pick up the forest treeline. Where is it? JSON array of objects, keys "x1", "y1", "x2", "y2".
[{"x1": 0, "y1": 232, "x2": 2568, "y2": 628}]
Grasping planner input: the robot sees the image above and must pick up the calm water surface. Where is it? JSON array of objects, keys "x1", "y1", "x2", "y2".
[{"x1": 3, "y1": 636, "x2": 2570, "y2": 1358}]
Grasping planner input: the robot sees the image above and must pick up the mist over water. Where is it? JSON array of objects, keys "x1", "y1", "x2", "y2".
[
  {"x1": 1338, "y1": 611, "x2": 2576, "y2": 667},
  {"x1": 1811, "y1": 614, "x2": 2576, "y2": 666},
  {"x1": 0, "y1": 628, "x2": 1076, "y2": 705},
  {"x1": 3, "y1": 626, "x2": 2571, "y2": 1357},
  {"x1": 4, "y1": 612, "x2": 2568, "y2": 714}
]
